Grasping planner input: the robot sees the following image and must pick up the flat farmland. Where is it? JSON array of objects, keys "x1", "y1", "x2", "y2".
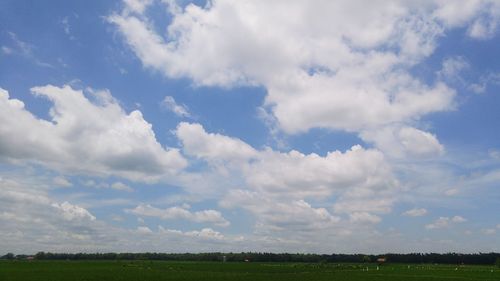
[{"x1": 1, "y1": 261, "x2": 499, "y2": 281}]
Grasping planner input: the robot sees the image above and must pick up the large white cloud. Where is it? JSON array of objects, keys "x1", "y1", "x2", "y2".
[
  {"x1": 177, "y1": 122, "x2": 397, "y2": 199},
  {"x1": 0, "y1": 85, "x2": 187, "y2": 181},
  {"x1": 177, "y1": 122, "x2": 398, "y2": 234},
  {"x1": 107, "y1": 0, "x2": 500, "y2": 157}
]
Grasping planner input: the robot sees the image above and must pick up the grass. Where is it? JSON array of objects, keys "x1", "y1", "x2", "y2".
[{"x1": 1, "y1": 260, "x2": 499, "y2": 281}]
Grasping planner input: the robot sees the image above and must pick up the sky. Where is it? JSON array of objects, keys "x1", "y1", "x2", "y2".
[{"x1": 0, "y1": 0, "x2": 500, "y2": 254}]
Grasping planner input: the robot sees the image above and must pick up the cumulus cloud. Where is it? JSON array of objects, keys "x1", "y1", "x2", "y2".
[
  {"x1": 402, "y1": 208, "x2": 428, "y2": 217},
  {"x1": 0, "y1": 177, "x2": 113, "y2": 253},
  {"x1": 105, "y1": 0, "x2": 500, "y2": 158},
  {"x1": 426, "y1": 217, "x2": 450, "y2": 229},
  {"x1": 349, "y1": 212, "x2": 382, "y2": 224},
  {"x1": 3, "y1": 0, "x2": 499, "y2": 253},
  {"x1": 177, "y1": 122, "x2": 258, "y2": 164},
  {"x1": 0, "y1": 85, "x2": 187, "y2": 182},
  {"x1": 123, "y1": 0, "x2": 153, "y2": 14},
  {"x1": 110, "y1": 182, "x2": 134, "y2": 192},
  {"x1": 53, "y1": 176, "x2": 73, "y2": 188},
  {"x1": 426, "y1": 215, "x2": 467, "y2": 229},
  {"x1": 361, "y1": 126, "x2": 444, "y2": 158},
  {"x1": 161, "y1": 96, "x2": 191, "y2": 117},
  {"x1": 177, "y1": 122, "x2": 397, "y2": 201},
  {"x1": 179, "y1": 123, "x2": 397, "y2": 234},
  {"x1": 465, "y1": 2, "x2": 500, "y2": 39},
  {"x1": 184, "y1": 228, "x2": 224, "y2": 240},
  {"x1": 221, "y1": 190, "x2": 341, "y2": 233},
  {"x1": 51, "y1": 201, "x2": 96, "y2": 221},
  {"x1": 158, "y1": 226, "x2": 225, "y2": 240},
  {"x1": 127, "y1": 203, "x2": 230, "y2": 227},
  {"x1": 0, "y1": 175, "x2": 243, "y2": 253},
  {"x1": 451, "y1": 215, "x2": 467, "y2": 223},
  {"x1": 136, "y1": 226, "x2": 153, "y2": 234}
]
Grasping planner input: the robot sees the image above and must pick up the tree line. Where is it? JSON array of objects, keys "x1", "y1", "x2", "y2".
[{"x1": 2, "y1": 252, "x2": 500, "y2": 265}]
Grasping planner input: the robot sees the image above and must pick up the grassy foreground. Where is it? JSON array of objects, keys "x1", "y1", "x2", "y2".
[{"x1": 1, "y1": 260, "x2": 499, "y2": 281}]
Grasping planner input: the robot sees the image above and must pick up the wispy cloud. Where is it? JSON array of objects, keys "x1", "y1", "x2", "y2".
[
  {"x1": 2, "y1": 32, "x2": 53, "y2": 67},
  {"x1": 161, "y1": 96, "x2": 191, "y2": 118}
]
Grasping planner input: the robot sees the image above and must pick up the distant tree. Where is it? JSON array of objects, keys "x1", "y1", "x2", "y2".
[
  {"x1": 496, "y1": 257, "x2": 500, "y2": 268},
  {"x1": 35, "y1": 252, "x2": 46, "y2": 260},
  {"x1": 362, "y1": 255, "x2": 371, "y2": 263},
  {"x1": 2, "y1": 253, "x2": 15, "y2": 260}
]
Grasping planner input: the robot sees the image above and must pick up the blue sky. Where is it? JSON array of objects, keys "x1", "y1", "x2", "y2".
[{"x1": 1, "y1": 0, "x2": 500, "y2": 254}]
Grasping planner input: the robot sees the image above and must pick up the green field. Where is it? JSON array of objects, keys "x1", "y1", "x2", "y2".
[{"x1": 1, "y1": 260, "x2": 499, "y2": 281}]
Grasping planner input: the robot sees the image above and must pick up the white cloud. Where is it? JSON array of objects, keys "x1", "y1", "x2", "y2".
[
  {"x1": 61, "y1": 16, "x2": 76, "y2": 40},
  {"x1": 177, "y1": 122, "x2": 258, "y2": 164},
  {"x1": 444, "y1": 188, "x2": 459, "y2": 196},
  {"x1": 426, "y1": 215, "x2": 466, "y2": 229},
  {"x1": 402, "y1": 208, "x2": 428, "y2": 217},
  {"x1": 123, "y1": 0, "x2": 153, "y2": 15},
  {"x1": 481, "y1": 228, "x2": 496, "y2": 235},
  {"x1": 176, "y1": 123, "x2": 399, "y2": 235},
  {"x1": 82, "y1": 180, "x2": 111, "y2": 189},
  {"x1": 110, "y1": 214, "x2": 125, "y2": 222},
  {"x1": 333, "y1": 198, "x2": 394, "y2": 214},
  {"x1": 398, "y1": 127, "x2": 445, "y2": 157},
  {"x1": 3, "y1": 32, "x2": 53, "y2": 67},
  {"x1": 136, "y1": 226, "x2": 153, "y2": 234},
  {"x1": 426, "y1": 217, "x2": 451, "y2": 229},
  {"x1": 185, "y1": 228, "x2": 224, "y2": 240},
  {"x1": 1, "y1": 46, "x2": 13, "y2": 55},
  {"x1": 178, "y1": 122, "x2": 398, "y2": 203},
  {"x1": 468, "y1": 19, "x2": 497, "y2": 39},
  {"x1": 221, "y1": 190, "x2": 341, "y2": 233},
  {"x1": 0, "y1": 175, "x2": 243, "y2": 253},
  {"x1": 158, "y1": 226, "x2": 226, "y2": 241},
  {"x1": 127, "y1": 203, "x2": 230, "y2": 227},
  {"x1": 437, "y1": 56, "x2": 469, "y2": 81},
  {"x1": 62, "y1": 17, "x2": 71, "y2": 35},
  {"x1": 489, "y1": 149, "x2": 500, "y2": 160},
  {"x1": 349, "y1": 212, "x2": 381, "y2": 224},
  {"x1": 5, "y1": 32, "x2": 33, "y2": 58},
  {"x1": 466, "y1": 2, "x2": 500, "y2": 40},
  {"x1": 0, "y1": 85, "x2": 187, "y2": 182},
  {"x1": 51, "y1": 201, "x2": 96, "y2": 221},
  {"x1": 361, "y1": 126, "x2": 444, "y2": 158},
  {"x1": 469, "y1": 72, "x2": 500, "y2": 94},
  {"x1": 432, "y1": 1, "x2": 485, "y2": 27},
  {"x1": 0, "y1": 177, "x2": 114, "y2": 252},
  {"x1": 106, "y1": 0, "x2": 500, "y2": 161},
  {"x1": 161, "y1": 96, "x2": 191, "y2": 117},
  {"x1": 451, "y1": 215, "x2": 467, "y2": 223},
  {"x1": 53, "y1": 176, "x2": 73, "y2": 188},
  {"x1": 110, "y1": 182, "x2": 134, "y2": 192}
]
